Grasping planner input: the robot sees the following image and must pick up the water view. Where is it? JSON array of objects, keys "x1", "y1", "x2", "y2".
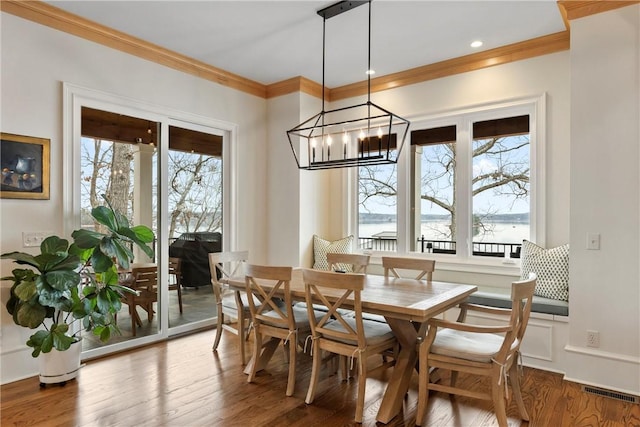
[{"x1": 360, "y1": 219, "x2": 528, "y2": 244}]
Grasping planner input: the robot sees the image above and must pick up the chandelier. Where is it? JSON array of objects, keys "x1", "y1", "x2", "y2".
[{"x1": 286, "y1": 0, "x2": 410, "y2": 170}]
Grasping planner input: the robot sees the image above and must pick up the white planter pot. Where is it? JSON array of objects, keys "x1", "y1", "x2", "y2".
[{"x1": 38, "y1": 340, "x2": 82, "y2": 385}]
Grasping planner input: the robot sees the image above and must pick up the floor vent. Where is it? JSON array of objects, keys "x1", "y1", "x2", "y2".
[{"x1": 582, "y1": 385, "x2": 639, "y2": 404}]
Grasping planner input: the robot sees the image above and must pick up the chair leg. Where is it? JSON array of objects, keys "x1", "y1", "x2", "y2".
[
  {"x1": 286, "y1": 333, "x2": 297, "y2": 397},
  {"x1": 355, "y1": 355, "x2": 367, "y2": 423},
  {"x1": 247, "y1": 330, "x2": 262, "y2": 384},
  {"x1": 305, "y1": 340, "x2": 322, "y2": 405},
  {"x1": 130, "y1": 305, "x2": 137, "y2": 337},
  {"x1": 491, "y1": 371, "x2": 509, "y2": 427},
  {"x1": 238, "y1": 311, "x2": 246, "y2": 365},
  {"x1": 212, "y1": 309, "x2": 224, "y2": 351},
  {"x1": 510, "y1": 359, "x2": 529, "y2": 421},
  {"x1": 177, "y1": 285, "x2": 183, "y2": 314}
]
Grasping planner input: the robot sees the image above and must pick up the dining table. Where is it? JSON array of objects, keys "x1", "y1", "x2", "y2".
[{"x1": 224, "y1": 268, "x2": 476, "y2": 424}]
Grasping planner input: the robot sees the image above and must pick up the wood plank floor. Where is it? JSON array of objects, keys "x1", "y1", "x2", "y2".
[{"x1": 2, "y1": 329, "x2": 639, "y2": 426}]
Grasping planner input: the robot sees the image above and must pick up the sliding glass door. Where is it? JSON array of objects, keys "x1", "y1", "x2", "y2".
[{"x1": 65, "y1": 84, "x2": 234, "y2": 357}]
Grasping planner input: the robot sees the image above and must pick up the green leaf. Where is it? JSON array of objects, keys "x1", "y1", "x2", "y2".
[
  {"x1": 1, "y1": 252, "x2": 40, "y2": 270},
  {"x1": 26, "y1": 330, "x2": 49, "y2": 357},
  {"x1": 71, "y1": 229, "x2": 103, "y2": 249},
  {"x1": 90, "y1": 247, "x2": 114, "y2": 273},
  {"x1": 111, "y1": 239, "x2": 134, "y2": 270},
  {"x1": 98, "y1": 325, "x2": 111, "y2": 342},
  {"x1": 44, "y1": 269, "x2": 81, "y2": 292},
  {"x1": 14, "y1": 278, "x2": 38, "y2": 301},
  {"x1": 91, "y1": 205, "x2": 118, "y2": 231},
  {"x1": 15, "y1": 302, "x2": 47, "y2": 328},
  {"x1": 40, "y1": 236, "x2": 69, "y2": 254},
  {"x1": 129, "y1": 225, "x2": 155, "y2": 243}
]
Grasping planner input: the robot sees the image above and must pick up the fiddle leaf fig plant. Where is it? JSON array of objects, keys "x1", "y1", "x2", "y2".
[{"x1": 2, "y1": 198, "x2": 155, "y2": 357}]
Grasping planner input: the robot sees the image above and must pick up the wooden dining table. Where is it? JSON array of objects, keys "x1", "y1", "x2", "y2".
[{"x1": 225, "y1": 268, "x2": 476, "y2": 424}]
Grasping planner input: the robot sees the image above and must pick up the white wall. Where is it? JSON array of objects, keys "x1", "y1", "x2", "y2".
[
  {"x1": 0, "y1": 13, "x2": 268, "y2": 383},
  {"x1": 566, "y1": 5, "x2": 640, "y2": 395}
]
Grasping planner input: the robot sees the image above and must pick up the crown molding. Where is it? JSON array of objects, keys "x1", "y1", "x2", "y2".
[
  {"x1": 4, "y1": 0, "x2": 632, "y2": 102},
  {"x1": 558, "y1": 0, "x2": 639, "y2": 22},
  {"x1": 0, "y1": 0, "x2": 266, "y2": 98},
  {"x1": 329, "y1": 31, "x2": 570, "y2": 102}
]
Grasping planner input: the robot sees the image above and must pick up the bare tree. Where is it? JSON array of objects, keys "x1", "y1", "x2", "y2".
[
  {"x1": 359, "y1": 136, "x2": 529, "y2": 240},
  {"x1": 168, "y1": 151, "x2": 222, "y2": 238}
]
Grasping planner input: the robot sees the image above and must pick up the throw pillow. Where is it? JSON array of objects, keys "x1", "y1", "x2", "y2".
[
  {"x1": 313, "y1": 235, "x2": 354, "y2": 270},
  {"x1": 520, "y1": 240, "x2": 569, "y2": 301}
]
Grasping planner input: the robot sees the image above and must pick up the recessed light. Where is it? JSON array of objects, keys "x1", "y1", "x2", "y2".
[
  {"x1": 470, "y1": 40, "x2": 483, "y2": 48},
  {"x1": 366, "y1": 69, "x2": 375, "y2": 75}
]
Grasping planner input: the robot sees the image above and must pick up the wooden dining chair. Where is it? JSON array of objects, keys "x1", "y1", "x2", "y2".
[
  {"x1": 209, "y1": 250, "x2": 252, "y2": 365},
  {"x1": 326, "y1": 252, "x2": 370, "y2": 273},
  {"x1": 302, "y1": 269, "x2": 398, "y2": 423},
  {"x1": 382, "y1": 256, "x2": 436, "y2": 281},
  {"x1": 244, "y1": 264, "x2": 321, "y2": 396},
  {"x1": 416, "y1": 274, "x2": 537, "y2": 427},
  {"x1": 120, "y1": 265, "x2": 158, "y2": 337},
  {"x1": 168, "y1": 257, "x2": 183, "y2": 314}
]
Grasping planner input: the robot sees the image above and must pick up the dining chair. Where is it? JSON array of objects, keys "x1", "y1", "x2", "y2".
[
  {"x1": 302, "y1": 269, "x2": 398, "y2": 423},
  {"x1": 326, "y1": 252, "x2": 370, "y2": 273},
  {"x1": 245, "y1": 264, "x2": 321, "y2": 396},
  {"x1": 416, "y1": 274, "x2": 537, "y2": 427},
  {"x1": 120, "y1": 265, "x2": 158, "y2": 337},
  {"x1": 208, "y1": 250, "x2": 252, "y2": 365},
  {"x1": 382, "y1": 256, "x2": 435, "y2": 280},
  {"x1": 168, "y1": 257, "x2": 183, "y2": 314}
]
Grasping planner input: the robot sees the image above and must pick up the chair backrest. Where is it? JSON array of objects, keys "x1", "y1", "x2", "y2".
[
  {"x1": 302, "y1": 269, "x2": 366, "y2": 348},
  {"x1": 208, "y1": 251, "x2": 249, "y2": 299},
  {"x1": 326, "y1": 252, "x2": 370, "y2": 274},
  {"x1": 382, "y1": 256, "x2": 435, "y2": 281},
  {"x1": 130, "y1": 266, "x2": 158, "y2": 292},
  {"x1": 244, "y1": 264, "x2": 294, "y2": 330},
  {"x1": 510, "y1": 273, "x2": 537, "y2": 347},
  {"x1": 168, "y1": 257, "x2": 181, "y2": 281}
]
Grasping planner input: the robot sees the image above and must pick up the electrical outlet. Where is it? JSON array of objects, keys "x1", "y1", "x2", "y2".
[
  {"x1": 587, "y1": 233, "x2": 600, "y2": 250},
  {"x1": 587, "y1": 330, "x2": 600, "y2": 348},
  {"x1": 22, "y1": 232, "x2": 50, "y2": 247}
]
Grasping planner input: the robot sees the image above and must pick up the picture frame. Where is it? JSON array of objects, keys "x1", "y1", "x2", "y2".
[{"x1": 1, "y1": 133, "x2": 50, "y2": 200}]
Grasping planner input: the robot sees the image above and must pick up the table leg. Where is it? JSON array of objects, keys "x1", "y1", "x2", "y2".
[
  {"x1": 243, "y1": 337, "x2": 280, "y2": 375},
  {"x1": 376, "y1": 318, "x2": 424, "y2": 424}
]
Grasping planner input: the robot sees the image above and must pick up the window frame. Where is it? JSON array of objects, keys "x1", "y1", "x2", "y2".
[{"x1": 350, "y1": 94, "x2": 546, "y2": 275}]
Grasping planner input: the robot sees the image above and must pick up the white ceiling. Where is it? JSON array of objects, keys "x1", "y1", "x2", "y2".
[{"x1": 45, "y1": 1, "x2": 566, "y2": 88}]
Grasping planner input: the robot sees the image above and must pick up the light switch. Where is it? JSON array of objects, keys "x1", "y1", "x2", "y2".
[
  {"x1": 22, "y1": 232, "x2": 49, "y2": 247},
  {"x1": 586, "y1": 233, "x2": 600, "y2": 250}
]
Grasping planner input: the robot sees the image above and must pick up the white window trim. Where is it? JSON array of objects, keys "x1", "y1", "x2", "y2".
[{"x1": 349, "y1": 94, "x2": 546, "y2": 276}]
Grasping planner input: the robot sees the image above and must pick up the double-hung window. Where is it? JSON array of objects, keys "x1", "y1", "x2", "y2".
[{"x1": 356, "y1": 96, "x2": 544, "y2": 266}]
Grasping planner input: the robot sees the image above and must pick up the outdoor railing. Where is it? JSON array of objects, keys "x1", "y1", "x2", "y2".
[{"x1": 358, "y1": 236, "x2": 521, "y2": 259}]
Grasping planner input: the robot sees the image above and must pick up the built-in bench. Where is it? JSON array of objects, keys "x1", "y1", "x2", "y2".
[{"x1": 467, "y1": 286, "x2": 568, "y2": 317}]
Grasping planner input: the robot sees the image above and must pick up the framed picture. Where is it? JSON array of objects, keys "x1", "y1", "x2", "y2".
[{"x1": 1, "y1": 133, "x2": 50, "y2": 200}]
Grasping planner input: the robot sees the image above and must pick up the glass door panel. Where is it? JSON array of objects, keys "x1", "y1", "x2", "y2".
[
  {"x1": 79, "y1": 107, "x2": 159, "y2": 349},
  {"x1": 167, "y1": 125, "x2": 222, "y2": 329}
]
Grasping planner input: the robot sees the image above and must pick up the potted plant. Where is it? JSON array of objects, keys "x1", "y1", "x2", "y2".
[{"x1": 1, "y1": 198, "x2": 155, "y2": 385}]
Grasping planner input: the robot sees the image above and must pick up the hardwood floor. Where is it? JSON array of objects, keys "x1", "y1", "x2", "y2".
[{"x1": 2, "y1": 329, "x2": 639, "y2": 426}]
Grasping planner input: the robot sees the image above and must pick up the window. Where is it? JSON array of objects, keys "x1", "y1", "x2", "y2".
[
  {"x1": 355, "y1": 96, "x2": 543, "y2": 266},
  {"x1": 358, "y1": 158, "x2": 398, "y2": 252}
]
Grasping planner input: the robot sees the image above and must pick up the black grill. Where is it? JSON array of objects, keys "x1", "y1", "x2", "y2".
[{"x1": 169, "y1": 232, "x2": 222, "y2": 287}]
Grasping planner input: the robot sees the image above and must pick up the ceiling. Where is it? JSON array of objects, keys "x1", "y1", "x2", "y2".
[{"x1": 44, "y1": 1, "x2": 567, "y2": 88}]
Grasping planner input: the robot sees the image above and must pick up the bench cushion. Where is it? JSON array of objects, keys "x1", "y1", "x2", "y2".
[{"x1": 467, "y1": 290, "x2": 568, "y2": 316}]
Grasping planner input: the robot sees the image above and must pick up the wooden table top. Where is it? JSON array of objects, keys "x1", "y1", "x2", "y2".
[{"x1": 225, "y1": 268, "x2": 477, "y2": 323}]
